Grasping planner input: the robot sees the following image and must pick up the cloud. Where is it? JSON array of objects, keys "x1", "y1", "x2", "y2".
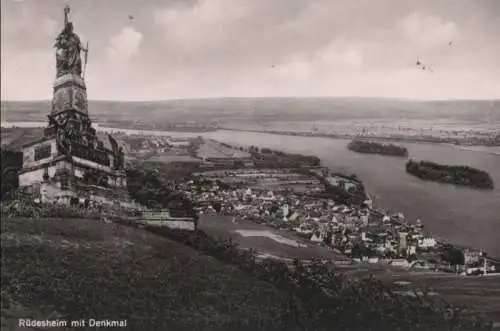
[
  {"x1": 1, "y1": 3, "x2": 58, "y2": 49},
  {"x1": 1, "y1": 0, "x2": 499, "y2": 100},
  {"x1": 314, "y1": 41, "x2": 364, "y2": 70},
  {"x1": 154, "y1": 0, "x2": 248, "y2": 52},
  {"x1": 399, "y1": 11, "x2": 458, "y2": 48},
  {"x1": 106, "y1": 26, "x2": 143, "y2": 63},
  {"x1": 270, "y1": 39, "x2": 364, "y2": 85}
]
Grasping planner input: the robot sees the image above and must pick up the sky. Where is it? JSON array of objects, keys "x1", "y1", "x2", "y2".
[{"x1": 1, "y1": 0, "x2": 499, "y2": 101}]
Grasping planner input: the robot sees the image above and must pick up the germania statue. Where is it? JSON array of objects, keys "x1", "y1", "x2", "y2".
[{"x1": 54, "y1": 5, "x2": 88, "y2": 78}]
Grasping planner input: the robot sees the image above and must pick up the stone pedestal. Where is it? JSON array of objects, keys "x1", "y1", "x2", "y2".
[
  {"x1": 20, "y1": 73, "x2": 128, "y2": 205},
  {"x1": 52, "y1": 73, "x2": 88, "y2": 114}
]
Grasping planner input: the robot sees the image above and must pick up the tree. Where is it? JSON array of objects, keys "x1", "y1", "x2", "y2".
[
  {"x1": 407, "y1": 254, "x2": 418, "y2": 262},
  {"x1": 234, "y1": 160, "x2": 245, "y2": 168},
  {"x1": 212, "y1": 201, "x2": 222, "y2": 214},
  {"x1": 268, "y1": 204, "x2": 280, "y2": 215},
  {"x1": 441, "y1": 247, "x2": 465, "y2": 266},
  {"x1": 1, "y1": 149, "x2": 23, "y2": 201},
  {"x1": 351, "y1": 243, "x2": 367, "y2": 259},
  {"x1": 323, "y1": 232, "x2": 333, "y2": 246}
]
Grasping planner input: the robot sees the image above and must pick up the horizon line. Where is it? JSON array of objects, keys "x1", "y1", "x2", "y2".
[{"x1": 1, "y1": 96, "x2": 499, "y2": 103}]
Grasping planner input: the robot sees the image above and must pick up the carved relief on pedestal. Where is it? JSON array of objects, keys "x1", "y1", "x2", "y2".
[
  {"x1": 52, "y1": 84, "x2": 88, "y2": 115},
  {"x1": 72, "y1": 87, "x2": 88, "y2": 114},
  {"x1": 23, "y1": 148, "x2": 34, "y2": 165},
  {"x1": 52, "y1": 87, "x2": 72, "y2": 113},
  {"x1": 53, "y1": 73, "x2": 86, "y2": 89}
]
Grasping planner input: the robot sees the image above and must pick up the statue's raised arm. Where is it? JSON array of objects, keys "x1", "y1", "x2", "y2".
[{"x1": 55, "y1": 5, "x2": 86, "y2": 78}]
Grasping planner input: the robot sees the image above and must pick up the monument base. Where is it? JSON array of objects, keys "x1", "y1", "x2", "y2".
[{"x1": 19, "y1": 138, "x2": 129, "y2": 207}]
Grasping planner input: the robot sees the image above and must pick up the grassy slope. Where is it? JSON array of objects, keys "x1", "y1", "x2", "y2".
[{"x1": 1, "y1": 216, "x2": 301, "y2": 331}]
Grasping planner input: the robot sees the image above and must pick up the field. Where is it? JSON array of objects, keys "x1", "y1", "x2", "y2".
[
  {"x1": 199, "y1": 214, "x2": 348, "y2": 262},
  {"x1": 148, "y1": 154, "x2": 201, "y2": 163},
  {"x1": 1, "y1": 216, "x2": 302, "y2": 330},
  {"x1": 198, "y1": 214, "x2": 500, "y2": 322},
  {"x1": 196, "y1": 140, "x2": 251, "y2": 159}
]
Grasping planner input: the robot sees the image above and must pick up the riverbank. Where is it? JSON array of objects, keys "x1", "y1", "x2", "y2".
[
  {"x1": 189, "y1": 164, "x2": 498, "y2": 263},
  {"x1": 193, "y1": 130, "x2": 500, "y2": 258},
  {"x1": 3, "y1": 122, "x2": 498, "y2": 147},
  {"x1": 219, "y1": 127, "x2": 500, "y2": 148}
]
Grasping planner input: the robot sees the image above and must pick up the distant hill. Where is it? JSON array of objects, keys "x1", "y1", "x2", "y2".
[{"x1": 2, "y1": 97, "x2": 499, "y2": 125}]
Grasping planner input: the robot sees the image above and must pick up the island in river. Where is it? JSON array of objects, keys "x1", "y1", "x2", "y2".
[
  {"x1": 405, "y1": 159, "x2": 495, "y2": 190},
  {"x1": 347, "y1": 140, "x2": 408, "y2": 157}
]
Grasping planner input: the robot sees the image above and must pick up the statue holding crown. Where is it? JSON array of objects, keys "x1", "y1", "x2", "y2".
[{"x1": 54, "y1": 5, "x2": 88, "y2": 78}]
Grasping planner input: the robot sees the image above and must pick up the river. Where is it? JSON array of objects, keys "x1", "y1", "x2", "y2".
[
  {"x1": 201, "y1": 130, "x2": 500, "y2": 257},
  {"x1": 2, "y1": 123, "x2": 499, "y2": 256}
]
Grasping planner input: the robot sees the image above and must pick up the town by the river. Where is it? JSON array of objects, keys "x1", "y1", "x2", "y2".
[{"x1": 2, "y1": 122, "x2": 500, "y2": 257}]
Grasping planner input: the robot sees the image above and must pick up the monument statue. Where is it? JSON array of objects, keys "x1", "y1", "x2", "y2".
[
  {"x1": 54, "y1": 5, "x2": 88, "y2": 78},
  {"x1": 19, "y1": 4, "x2": 129, "y2": 205}
]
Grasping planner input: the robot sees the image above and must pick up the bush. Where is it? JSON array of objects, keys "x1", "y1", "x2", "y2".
[
  {"x1": 1, "y1": 200, "x2": 137, "y2": 221},
  {"x1": 1, "y1": 149, "x2": 23, "y2": 201}
]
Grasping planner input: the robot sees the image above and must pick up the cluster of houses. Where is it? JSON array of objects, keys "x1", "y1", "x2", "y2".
[
  {"x1": 180, "y1": 170, "x2": 500, "y2": 275},
  {"x1": 177, "y1": 169, "x2": 448, "y2": 265}
]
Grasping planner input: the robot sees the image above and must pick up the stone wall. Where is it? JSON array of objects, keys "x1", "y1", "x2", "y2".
[
  {"x1": 22, "y1": 139, "x2": 57, "y2": 168},
  {"x1": 40, "y1": 183, "x2": 76, "y2": 203},
  {"x1": 19, "y1": 165, "x2": 58, "y2": 187}
]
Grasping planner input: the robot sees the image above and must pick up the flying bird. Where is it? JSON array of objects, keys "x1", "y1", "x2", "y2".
[
  {"x1": 415, "y1": 58, "x2": 433, "y2": 72},
  {"x1": 448, "y1": 41, "x2": 453, "y2": 46},
  {"x1": 128, "y1": 15, "x2": 134, "y2": 20}
]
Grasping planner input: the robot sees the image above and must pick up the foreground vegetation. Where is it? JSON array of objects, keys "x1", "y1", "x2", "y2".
[
  {"x1": 0, "y1": 149, "x2": 23, "y2": 200},
  {"x1": 406, "y1": 160, "x2": 495, "y2": 190},
  {"x1": 347, "y1": 140, "x2": 409, "y2": 157},
  {"x1": 137, "y1": 224, "x2": 493, "y2": 331},
  {"x1": 1, "y1": 216, "x2": 302, "y2": 331}
]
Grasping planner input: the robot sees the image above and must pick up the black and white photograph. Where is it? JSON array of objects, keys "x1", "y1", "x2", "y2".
[{"x1": 1, "y1": 0, "x2": 499, "y2": 330}]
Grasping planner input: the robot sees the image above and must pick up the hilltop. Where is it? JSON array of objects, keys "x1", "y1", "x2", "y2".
[{"x1": 2, "y1": 97, "x2": 499, "y2": 125}]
